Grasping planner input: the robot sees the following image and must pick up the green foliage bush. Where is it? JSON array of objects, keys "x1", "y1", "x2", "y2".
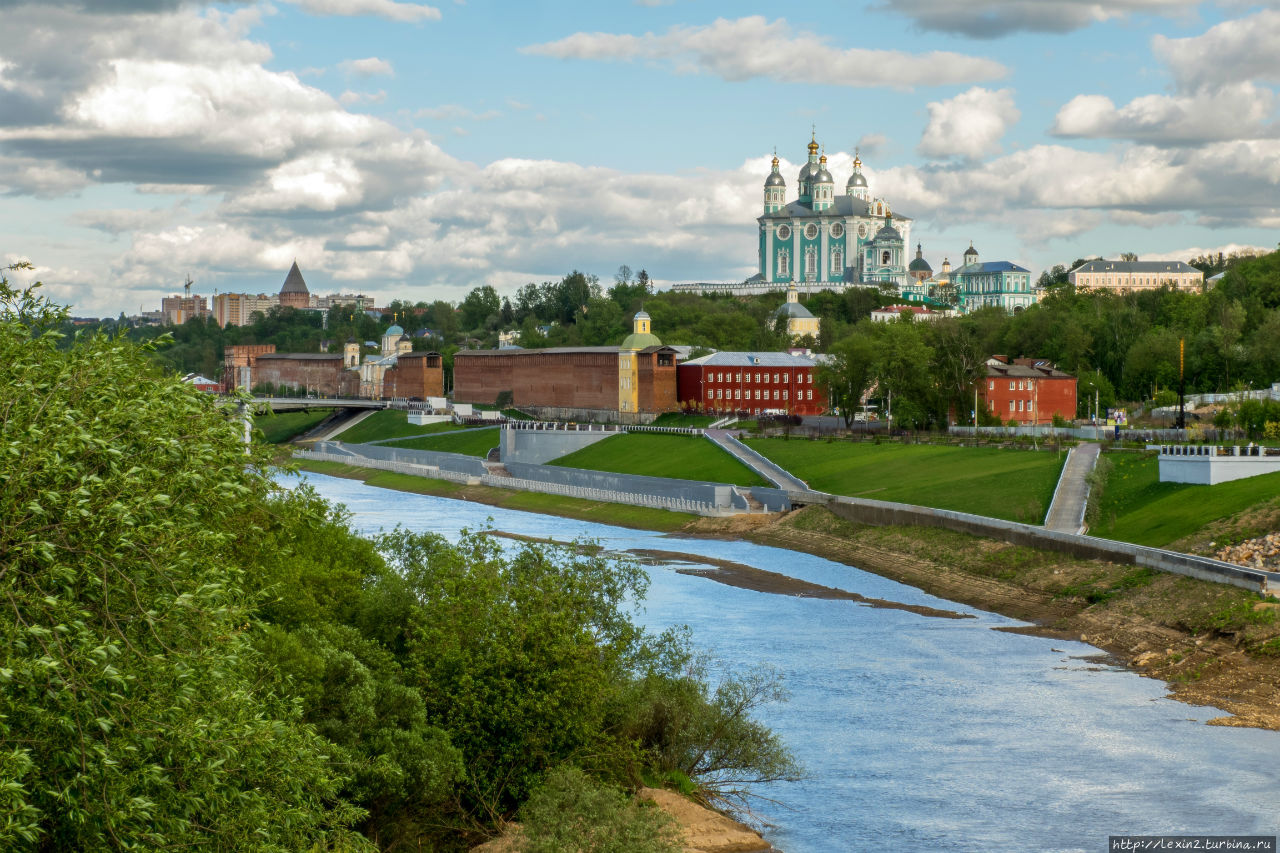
[
  {"x1": 0, "y1": 276, "x2": 366, "y2": 850},
  {"x1": 5, "y1": 271, "x2": 799, "y2": 850},
  {"x1": 518, "y1": 766, "x2": 681, "y2": 853}
]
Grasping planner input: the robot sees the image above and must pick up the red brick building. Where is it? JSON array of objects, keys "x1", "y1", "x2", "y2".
[
  {"x1": 677, "y1": 352, "x2": 824, "y2": 416},
  {"x1": 981, "y1": 356, "x2": 1076, "y2": 426},
  {"x1": 222, "y1": 340, "x2": 443, "y2": 399},
  {"x1": 453, "y1": 345, "x2": 679, "y2": 421}
]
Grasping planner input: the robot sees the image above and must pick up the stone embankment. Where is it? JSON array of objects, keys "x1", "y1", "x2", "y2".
[{"x1": 1215, "y1": 533, "x2": 1280, "y2": 570}]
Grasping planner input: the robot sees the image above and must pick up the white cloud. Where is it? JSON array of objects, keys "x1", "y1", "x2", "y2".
[
  {"x1": 1154, "y1": 8, "x2": 1280, "y2": 91},
  {"x1": 1051, "y1": 83, "x2": 1277, "y2": 144},
  {"x1": 416, "y1": 104, "x2": 501, "y2": 121},
  {"x1": 880, "y1": 0, "x2": 1200, "y2": 38},
  {"x1": 280, "y1": 0, "x2": 441, "y2": 23},
  {"x1": 338, "y1": 57, "x2": 394, "y2": 77},
  {"x1": 522, "y1": 16, "x2": 1007, "y2": 89},
  {"x1": 71, "y1": 206, "x2": 185, "y2": 235},
  {"x1": 339, "y1": 89, "x2": 388, "y2": 105},
  {"x1": 918, "y1": 87, "x2": 1019, "y2": 162}
]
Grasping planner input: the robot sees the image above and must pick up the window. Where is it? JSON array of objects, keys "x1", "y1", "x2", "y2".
[
  {"x1": 783, "y1": 390, "x2": 789, "y2": 400},
  {"x1": 755, "y1": 373, "x2": 761, "y2": 383},
  {"x1": 988, "y1": 380, "x2": 994, "y2": 391},
  {"x1": 1009, "y1": 400, "x2": 1015, "y2": 411},
  {"x1": 1018, "y1": 400, "x2": 1024, "y2": 412},
  {"x1": 755, "y1": 390, "x2": 761, "y2": 400},
  {"x1": 773, "y1": 390, "x2": 779, "y2": 400},
  {"x1": 774, "y1": 373, "x2": 780, "y2": 383},
  {"x1": 807, "y1": 374, "x2": 812, "y2": 383},
  {"x1": 832, "y1": 248, "x2": 843, "y2": 273},
  {"x1": 881, "y1": 250, "x2": 891, "y2": 265},
  {"x1": 807, "y1": 390, "x2": 813, "y2": 400},
  {"x1": 778, "y1": 250, "x2": 789, "y2": 276},
  {"x1": 735, "y1": 372, "x2": 741, "y2": 382},
  {"x1": 1009, "y1": 381, "x2": 1015, "y2": 390},
  {"x1": 734, "y1": 389, "x2": 740, "y2": 400}
]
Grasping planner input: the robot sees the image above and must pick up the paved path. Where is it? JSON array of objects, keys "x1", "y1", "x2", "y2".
[
  {"x1": 1044, "y1": 442, "x2": 1102, "y2": 534},
  {"x1": 310, "y1": 408, "x2": 378, "y2": 442},
  {"x1": 705, "y1": 429, "x2": 810, "y2": 493}
]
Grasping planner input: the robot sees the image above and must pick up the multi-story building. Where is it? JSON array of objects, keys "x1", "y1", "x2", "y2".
[
  {"x1": 212, "y1": 292, "x2": 277, "y2": 327},
  {"x1": 677, "y1": 351, "x2": 823, "y2": 417},
  {"x1": 1068, "y1": 259, "x2": 1203, "y2": 292},
  {"x1": 952, "y1": 244, "x2": 1036, "y2": 313},
  {"x1": 160, "y1": 294, "x2": 209, "y2": 325},
  {"x1": 980, "y1": 356, "x2": 1077, "y2": 426},
  {"x1": 870, "y1": 305, "x2": 953, "y2": 323}
]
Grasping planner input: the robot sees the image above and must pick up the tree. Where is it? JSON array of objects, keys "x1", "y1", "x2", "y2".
[
  {"x1": 873, "y1": 319, "x2": 937, "y2": 429},
  {"x1": 1119, "y1": 252, "x2": 1139, "y2": 262},
  {"x1": 0, "y1": 272, "x2": 364, "y2": 850},
  {"x1": 460, "y1": 285, "x2": 501, "y2": 331},
  {"x1": 816, "y1": 330, "x2": 878, "y2": 427},
  {"x1": 927, "y1": 318, "x2": 985, "y2": 425}
]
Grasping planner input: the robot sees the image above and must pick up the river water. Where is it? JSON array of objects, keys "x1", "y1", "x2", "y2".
[{"x1": 289, "y1": 472, "x2": 1279, "y2": 853}]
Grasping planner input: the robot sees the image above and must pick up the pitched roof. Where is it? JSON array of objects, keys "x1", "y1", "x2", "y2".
[
  {"x1": 1070, "y1": 259, "x2": 1201, "y2": 275},
  {"x1": 681, "y1": 351, "x2": 816, "y2": 368},
  {"x1": 774, "y1": 300, "x2": 815, "y2": 319},
  {"x1": 280, "y1": 261, "x2": 309, "y2": 295},
  {"x1": 758, "y1": 196, "x2": 913, "y2": 222},
  {"x1": 953, "y1": 261, "x2": 1030, "y2": 275},
  {"x1": 985, "y1": 356, "x2": 1073, "y2": 379}
]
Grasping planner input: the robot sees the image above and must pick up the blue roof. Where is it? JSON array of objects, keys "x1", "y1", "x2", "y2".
[{"x1": 955, "y1": 261, "x2": 1029, "y2": 274}]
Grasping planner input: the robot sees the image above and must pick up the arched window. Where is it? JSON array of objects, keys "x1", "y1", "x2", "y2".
[
  {"x1": 881, "y1": 250, "x2": 891, "y2": 265},
  {"x1": 778, "y1": 250, "x2": 789, "y2": 276},
  {"x1": 832, "y1": 249, "x2": 843, "y2": 273}
]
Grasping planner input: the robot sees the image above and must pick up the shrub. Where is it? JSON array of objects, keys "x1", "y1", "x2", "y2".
[{"x1": 518, "y1": 767, "x2": 680, "y2": 853}]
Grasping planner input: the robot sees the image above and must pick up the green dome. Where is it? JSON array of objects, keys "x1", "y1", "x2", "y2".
[{"x1": 620, "y1": 331, "x2": 663, "y2": 350}]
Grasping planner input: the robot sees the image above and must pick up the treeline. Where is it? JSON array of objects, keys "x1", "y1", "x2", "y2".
[
  {"x1": 818, "y1": 250, "x2": 1280, "y2": 429},
  {"x1": 4, "y1": 275, "x2": 799, "y2": 850}
]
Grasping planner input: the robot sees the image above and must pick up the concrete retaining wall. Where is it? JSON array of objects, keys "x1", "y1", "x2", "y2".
[
  {"x1": 312, "y1": 440, "x2": 489, "y2": 478},
  {"x1": 1158, "y1": 444, "x2": 1280, "y2": 485},
  {"x1": 500, "y1": 427, "x2": 614, "y2": 464},
  {"x1": 818, "y1": 493, "x2": 1273, "y2": 594},
  {"x1": 299, "y1": 443, "x2": 791, "y2": 516}
]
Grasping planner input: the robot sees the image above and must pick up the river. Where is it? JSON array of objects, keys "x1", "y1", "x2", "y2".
[{"x1": 288, "y1": 472, "x2": 1279, "y2": 852}]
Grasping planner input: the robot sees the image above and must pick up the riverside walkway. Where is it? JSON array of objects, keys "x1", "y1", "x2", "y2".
[{"x1": 1044, "y1": 442, "x2": 1101, "y2": 534}]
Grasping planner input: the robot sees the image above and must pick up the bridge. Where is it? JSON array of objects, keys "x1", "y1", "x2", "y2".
[{"x1": 250, "y1": 396, "x2": 395, "y2": 412}]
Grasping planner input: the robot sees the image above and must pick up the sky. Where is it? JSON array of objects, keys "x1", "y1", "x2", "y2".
[{"x1": 2, "y1": 0, "x2": 1279, "y2": 317}]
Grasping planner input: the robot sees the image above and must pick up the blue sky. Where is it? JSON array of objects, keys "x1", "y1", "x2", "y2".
[{"x1": 2, "y1": 0, "x2": 1277, "y2": 316}]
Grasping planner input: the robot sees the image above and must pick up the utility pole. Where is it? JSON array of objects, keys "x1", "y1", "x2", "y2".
[{"x1": 1176, "y1": 337, "x2": 1186, "y2": 431}]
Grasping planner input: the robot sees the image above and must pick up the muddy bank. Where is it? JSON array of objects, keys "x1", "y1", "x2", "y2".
[
  {"x1": 736, "y1": 506, "x2": 1280, "y2": 732},
  {"x1": 628, "y1": 548, "x2": 972, "y2": 620}
]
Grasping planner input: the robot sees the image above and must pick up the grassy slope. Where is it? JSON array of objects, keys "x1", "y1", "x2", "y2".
[
  {"x1": 383, "y1": 426, "x2": 501, "y2": 457},
  {"x1": 745, "y1": 438, "x2": 1066, "y2": 524},
  {"x1": 293, "y1": 458, "x2": 697, "y2": 532},
  {"x1": 548, "y1": 433, "x2": 770, "y2": 488},
  {"x1": 333, "y1": 409, "x2": 475, "y2": 443},
  {"x1": 1091, "y1": 452, "x2": 1280, "y2": 547},
  {"x1": 256, "y1": 409, "x2": 334, "y2": 443}
]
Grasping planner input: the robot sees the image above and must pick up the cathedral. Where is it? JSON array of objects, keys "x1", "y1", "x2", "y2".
[{"x1": 751, "y1": 135, "x2": 911, "y2": 291}]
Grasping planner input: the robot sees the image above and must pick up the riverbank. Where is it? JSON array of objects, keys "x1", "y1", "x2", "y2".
[{"x1": 292, "y1": 458, "x2": 1280, "y2": 731}]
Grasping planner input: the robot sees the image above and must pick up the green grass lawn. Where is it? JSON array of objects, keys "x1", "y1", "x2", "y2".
[
  {"x1": 333, "y1": 409, "x2": 473, "y2": 443},
  {"x1": 745, "y1": 438, "x2": 1067, "y2": 523},
  {"x1": 548, "y1": 434, "x2": 771, "y2": 487},
  {"x1": 1091, "y1": 452, "x2": 1280, "y2": 547},
  {"x1": 383, "y1": 426, "x2": 501, "y2": 457},
  {"x1": 650, "y1": 412, "x2": 718, "y2": 428},
  {"x1": 255, "y1": 409, "x2": 334, "y2": 443}
]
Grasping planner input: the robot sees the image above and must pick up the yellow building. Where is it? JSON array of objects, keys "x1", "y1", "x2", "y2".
[{"x1": 773, "y1": 285, "x2": 820, "y2": 341}]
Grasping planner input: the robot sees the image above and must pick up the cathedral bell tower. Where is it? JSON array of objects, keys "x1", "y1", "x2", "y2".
[{"x1": 763, "y1": 154, "x2": 785, "y2": 214}]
